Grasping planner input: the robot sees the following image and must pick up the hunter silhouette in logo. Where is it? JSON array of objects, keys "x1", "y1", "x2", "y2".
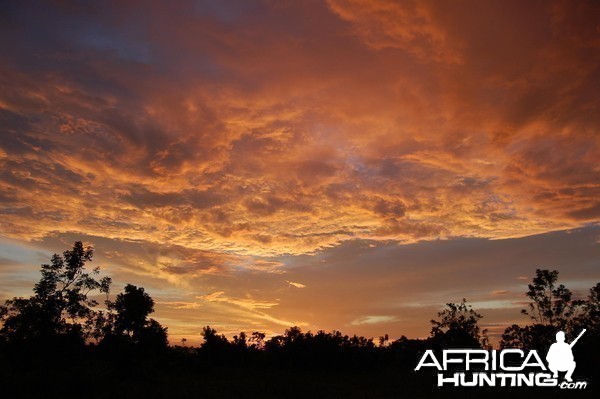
[{"x1": 546, "y1": 329, "x2": 586, "y2": 382}]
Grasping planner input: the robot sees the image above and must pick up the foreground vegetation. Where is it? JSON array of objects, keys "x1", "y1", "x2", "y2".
[{"x1": 1, "y1": 242, "x2": 599, "y2": 398}]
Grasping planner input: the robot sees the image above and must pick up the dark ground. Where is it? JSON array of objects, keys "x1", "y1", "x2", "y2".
[{"x1": 1, "y1": 354, "x2": 596, "y2": 399}]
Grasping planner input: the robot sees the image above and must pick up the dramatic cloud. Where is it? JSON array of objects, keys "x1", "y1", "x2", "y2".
[{"x1": 0, "y1": 1, "x2": 598, "y2": 343}]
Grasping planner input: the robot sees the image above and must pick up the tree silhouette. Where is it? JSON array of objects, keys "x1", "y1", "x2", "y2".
[
  {"x1": 378, "y1": 334, "x2": 389, "y2": 347},
  {"x1": 137, "y1": 318, "x2": 168, "y2": 349},
  {"x1": 249, "y1": 331, "x2": 266, "y2": 350},
  {"x1": 232, "y1": 331, "x2": 248, "y2": 349},
  {"x1": 0, "y1": 241, "x2": 111, "y2": 344},
  {"x1": 112, "y1": 284, "x2": 154, "y2": 336},
  {"x1": 500, "y1": 269, "x2": 590, "y2": 350},
  {"x1": 572, "y1": 282, "x2": 600, "y2": 336},
  {"x1": 107, "y1": 284, "x2": 167, "y2": 348},
  {"x1": 430, "y1": 298, "x2": 488, "y2": 348},
  {"x1": 521, "y1": 269, "x2": 580, "y2": 329}
]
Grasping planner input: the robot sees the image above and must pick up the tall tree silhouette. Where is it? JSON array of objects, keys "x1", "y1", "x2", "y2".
[
  {"x1": 521, "y1": 269, "x2": 579, "y2": 329},
  {"x1": 573, "y1": 282, "x2": 600, "y2": 336},
  {"x1": 0, "y1": 241, "x2": 111, "y2": 343},
  {"x1": 501, "y1": 269, "x2": 585, "y2": 350}
]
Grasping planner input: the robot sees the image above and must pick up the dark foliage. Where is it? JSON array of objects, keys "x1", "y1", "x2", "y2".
[
  {"x1": 1, "y1": 244, "x2": 600, "y2": 397},
  {"x1": 430, "y1": 298, "x2": 489, "y2": 348},
  {"x1": 0, "y1": 241, "x2": 111, "y2": 346},
  {"x1": 105, "y1": 284, "x2": 168, "y2": 350},
  {"x1": 499, "y1": 269, "x2": 593, "y2": 350},
  {"x1": 521, "y1": 269, "x2": 580, "y2": 329}
]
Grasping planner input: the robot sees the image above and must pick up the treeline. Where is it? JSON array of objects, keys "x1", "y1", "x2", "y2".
[{"x1": 1, "y1": 241, "x2": 599, "y2": 369}]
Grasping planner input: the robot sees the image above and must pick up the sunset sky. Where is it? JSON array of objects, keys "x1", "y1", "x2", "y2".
[{"x1": 1, "y1": 0, "x2": 599, "y2": 345}]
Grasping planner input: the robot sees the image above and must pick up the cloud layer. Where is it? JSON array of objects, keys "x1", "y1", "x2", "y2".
[{"x1": 0, "y1": 0, "x2": 599, "y2": 343}]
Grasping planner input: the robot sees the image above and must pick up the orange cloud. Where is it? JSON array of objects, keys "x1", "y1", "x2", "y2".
[{"x1": 0, "y1": 0, "x2": 599, "y2": 343}]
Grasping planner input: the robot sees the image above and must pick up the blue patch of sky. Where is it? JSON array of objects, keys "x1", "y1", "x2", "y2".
[
  {"x1": 0, "y1": 239, "x2": 45, "y2": 266},
  {"x1": 192, "y1": 0, "x2": 260, "y2": 24},
  {"x1": 76, "y1": 28, "x2": 152, "y2": 64},
  {"x1": 0, "y1": 239, "x2": 47, "y2": 296}
]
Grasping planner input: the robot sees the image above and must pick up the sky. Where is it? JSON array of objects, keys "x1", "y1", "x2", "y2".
[{"x1": 0, "y1": 0, "x2": 599, "y2": 346}]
